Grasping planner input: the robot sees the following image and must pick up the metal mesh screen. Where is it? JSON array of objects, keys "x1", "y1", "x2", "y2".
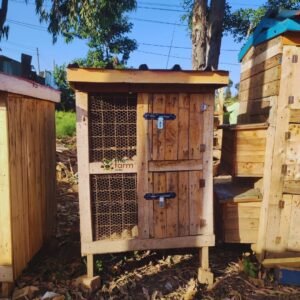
[
  {"x1": 89, "y1": 94, "x2": 137, "y2": 162},
  {"x1": 91, "y1": 173, "x2": 138, "y2": 240}
]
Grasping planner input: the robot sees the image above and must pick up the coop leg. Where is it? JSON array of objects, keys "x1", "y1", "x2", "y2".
[
  {"x1": 198, "y1": 246, "x2": 214, "y2": 287},
  {"x1": 87, "y1": 254, "x2": 94, "y2": 278}
]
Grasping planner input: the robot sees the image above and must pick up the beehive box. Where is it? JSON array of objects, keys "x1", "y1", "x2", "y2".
[
  {"x1": 67, "y1": 68, "x2": 229, "y2": 282},
  {"x1": 220, "y1": 11, "x2": 300, "y2": 266},
  {"x1": 0, "y1": 73, "x2": 60, "y2": 296},
  {"x1": 222, "y1": 123, "x2": 268, "y2": 177}
]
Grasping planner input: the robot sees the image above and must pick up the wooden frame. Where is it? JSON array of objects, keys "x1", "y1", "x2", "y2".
[{"x1": 69, "y1": 68, "x2": 229, "y2": 285}]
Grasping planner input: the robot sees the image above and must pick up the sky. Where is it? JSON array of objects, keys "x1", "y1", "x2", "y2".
[{"x1": 2, "y1": 0, "x2": 265, "y2": 87}]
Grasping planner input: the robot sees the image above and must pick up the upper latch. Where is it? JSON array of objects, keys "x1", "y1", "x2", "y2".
[{"x1": 143, "y1": 113, "x2": 176, "y2": 129}]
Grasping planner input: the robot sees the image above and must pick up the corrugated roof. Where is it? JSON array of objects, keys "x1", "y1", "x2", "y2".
[{"x1": 239, "y1": 9, "x2": 300, "y2": 61}]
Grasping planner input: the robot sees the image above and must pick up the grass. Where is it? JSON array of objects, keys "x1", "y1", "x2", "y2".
[{"x1": 56, "y1": 111, "x2": 76, "y2": 138}]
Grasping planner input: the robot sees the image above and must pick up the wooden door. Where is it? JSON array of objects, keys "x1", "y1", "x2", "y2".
[{"x1": 137, "y1": 93, "x2": 213, "y2": 239}]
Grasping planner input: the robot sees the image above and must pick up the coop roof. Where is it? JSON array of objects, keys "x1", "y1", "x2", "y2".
[
  {"x1": 0, "y1": 72, "x2": 60, "y2": 103},
  {"x1": 67, "y1": 67, "x2": 229, "y2": 93},
  {"x1": 239, "y1": 9, "x2": 300, "y2": 61}
]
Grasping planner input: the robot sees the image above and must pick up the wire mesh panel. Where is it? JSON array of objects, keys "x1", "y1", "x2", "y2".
[
  {"x1": 88, "y1": 93, "x2": 138, "y2": 240},
  {"x1": 89, "y1": 94, "x2": 137, "y2": 162},
  {"x1": 91, "y1": 173, "x2": 138, "y2": 240}
]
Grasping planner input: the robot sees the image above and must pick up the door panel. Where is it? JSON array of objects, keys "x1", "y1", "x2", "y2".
[{"x1": 138, "y1": 93, "x2": 206, "y2": 239}]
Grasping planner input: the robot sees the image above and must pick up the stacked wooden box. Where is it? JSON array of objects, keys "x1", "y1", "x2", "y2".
[{"x1": 220, "y1": 17, "x2": 300, "y2": 265}]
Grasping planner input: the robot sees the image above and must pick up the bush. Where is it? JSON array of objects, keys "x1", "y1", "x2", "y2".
[{"x1": 56, "y1": 111, "x2": 76, "y2": 138}]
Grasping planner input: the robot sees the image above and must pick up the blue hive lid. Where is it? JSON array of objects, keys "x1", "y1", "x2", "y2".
[{"x1": 238, "y1": 9, "x2": 300, "y2": 62}]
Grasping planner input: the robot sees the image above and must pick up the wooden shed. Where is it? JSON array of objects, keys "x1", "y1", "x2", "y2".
[
  {"x1": 219, "y1": 10, "x2": 300, "y2": 266},
  {"x1": 0, "y1": 73, "x2": 60, "y2": 296},
  {"x1": 67, "y1": 67, "x2": 228, "y2": 284}
]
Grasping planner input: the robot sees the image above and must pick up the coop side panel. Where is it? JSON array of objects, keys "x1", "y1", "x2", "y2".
[
  {"x1": 238, "y1": 36, "x2": 283, "y2": 124},
  {"x1": 0, "y1": 93, "x2": 13, "y2": 282},
  {"x1": 6, "y1": 94, "x2": 56, "y2": 279}
]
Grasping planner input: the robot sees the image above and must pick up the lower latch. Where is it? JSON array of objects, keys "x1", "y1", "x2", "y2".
[
  {"x1": 143, "y1": 113, "x2": 176, "y2": 129},
  {"x1": 144, "y1": 192, "x2": 176, "y2": 208}
]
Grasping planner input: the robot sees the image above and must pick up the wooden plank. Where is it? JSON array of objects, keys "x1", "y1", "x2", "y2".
[
  {"x1": 0, "y1": 73, "x2": 60, "y2": 103},
  {"x1": 239, "y1": 80, "x2": 280, "y2": 102},
  {"x1": 153, "y1": 173, "x2": 167, "y2": 238},
  {"x1": 148, "y1": 95, "x2": 154, "y2": 238},
  {"x1": 165, "y1": 94, "x2": 178, "y2": 160},
  {"x1": 189, "y1": 94, "x2": 203, "y2": 159},
  {"x1": 137, "y1": 93, "x2": 150, "y2": 239},
  {"x1": 149, "y1": 159, "x2": 203, "y2": 172},
  {"x1": 166, "y1": 172, "x2": 178, "y2": 237},
  {"x1": 223, "y1": 218, "x2": 259, "y2": 230},
  {"x1": 0, "y1": 94, "x2": 13, "y2": 268},
  {"x1": 282, "y1": 31, "x2": 300, "y2": 46},
  {"x1": 240, "y1": 54, "x2": 282, "y2": 81},
  {"x1": 178, "y1": 172, "x2": 189, "y2": 236},
  {"x1": 290, "y1": 109, "x2": 300, "y2": 123},
  {"x1": 178, "y1": 94, "x2": 190, "y2": 160},
  {"x1": 224, "y1": 229, "x2": 258, "y2": 243},
  {"x1": 76, "y1": 92, "x2": 93, "y2": 244},
  {"x1": 283, "y1": 180, "x2": 300, "y2": 194},
  {"x1": 152, "y1": 94, "x2": 165, "y2": 160},
  {"x1": 263, "y1": 257, "x2": 300, "y2": 268},
  {"x1": 287, "y1": 195, "x2": 300, "y2": 251},
  {"x1": 239, "y1": 65, "x2": 281, "y2": 92},
  {"x1": 241, "y1": 38, "x2": 283, "y2": 72},
  {"x1": 262, "y1": 45, "x2": 298, "y2": 256},
  {"x1": 82, "y1": 234, "x2": 215, "y2": 254},
  {"x1": 67, "y1": 68, "x2": 229, "y2": 85},
  {"x1": 200, "y1": 93, "x2": 214, "y2": 235},
  {"x1": 234, "y1": 162, "x2": 264, "y2": 177}
]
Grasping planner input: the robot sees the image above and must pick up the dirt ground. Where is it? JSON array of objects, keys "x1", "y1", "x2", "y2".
[{"x1": 12, "y1": 138, "x2": 300, "y2": 300}]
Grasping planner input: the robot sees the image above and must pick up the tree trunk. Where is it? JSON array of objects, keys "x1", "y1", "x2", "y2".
[
  {"x1": 206, "y1": 0, "x2": 225, "y2": 70},
  {"x1": 192, "y1": 0, "x2": 208, "y2": 70},
  {"x1": 0, "y1": 0, "x2": 8, "y2": 37}
]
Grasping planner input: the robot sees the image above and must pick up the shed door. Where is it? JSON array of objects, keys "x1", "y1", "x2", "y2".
[{"x1": 137, "y1": 93, "x2": 210, "y2": 239}]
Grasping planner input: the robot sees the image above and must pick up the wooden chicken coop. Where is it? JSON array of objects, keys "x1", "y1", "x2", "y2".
[
  {"x1": 218, "y1": 10, "x2": 300, "y2": 267},
  {"x1": 0, "y1": 73, "x2": 60, "y2": 296},
  {"x1": 67, "y1": 67, "x2": 228, "y2": 284}
]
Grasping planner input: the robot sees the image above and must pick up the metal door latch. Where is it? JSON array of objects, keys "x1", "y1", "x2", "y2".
[
  {"x1": 144, "y1": 192, "x2": 176, "y2": 208},
  {"x1": 143, "y1": 113, "x2": 176, "y2": 129}
]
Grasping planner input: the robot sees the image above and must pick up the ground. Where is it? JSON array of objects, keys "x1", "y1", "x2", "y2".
[{"x1": 12, "y1": 138, "x2": 300, "y2": 300}]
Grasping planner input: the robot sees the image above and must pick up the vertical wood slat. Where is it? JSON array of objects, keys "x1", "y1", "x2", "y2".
[
  {"x1": 165, "y1": 94, "x2": 179, "y2": 237},
  {"x1": 0, "y1": 94, "x2": 13, "y2": 268},
  {"x1": 76, "y1": 92, "x2": 93, "y2": 245},
  {"x1": 137, "y1": 93, "x2": 150, "y2": 239},
  {"x1": 200, "y1": 93, "x2": 214, "y2": 235},
  {"x1": 189, "y1": 94, "x2": 204, "y2": 235},
  {"x1": 148, "y1": 95, "x2": 154, "y2": 238},
  {"x1": 153, "y1": 173, "x2": 167, "y2": 238},
  {"x1": 178, "y1": 94, "x2": 190, "y2": 236},
  {"x1": 153, "y1": 94, "x2": 167, "y2": 238},
  {"x1": 263, "y1": 46, "x2": 297, "y2": 254}
]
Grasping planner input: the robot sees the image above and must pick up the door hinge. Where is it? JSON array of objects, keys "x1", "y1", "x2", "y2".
[
  {"x1": 279, "y1": 200, "x2": 285, "y2": 209},
  {"x1": 281, "y1": 164, "x2": 287, "y2": 175},
  {"x1": 292, "y1": 55, "x2": 298, "y2": 63},
  {"x1": 285, "y1": 132, "x2": 291, "y2": 140},
  {"x1": 200, "y1": 144, "x2": 206, "y2": 152},
  {"x1": 288, "y1": 96, "x2": 295, "y2": 104},
  {"x1": 200, "y1": 179, "x2": 205, "y2": 188}
]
